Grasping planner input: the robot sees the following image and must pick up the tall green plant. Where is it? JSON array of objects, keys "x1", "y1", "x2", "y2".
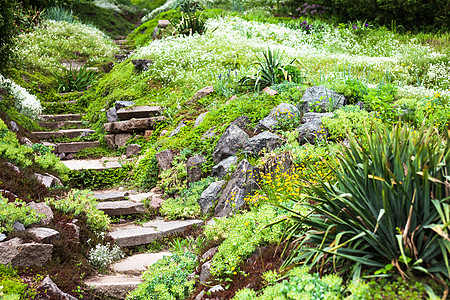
[
  {"x1": 279, "y1": 124, "x2": 450, "y2": 282},
  {"x1": 0, "y1": 0, "x2": 18, "y2": 74},
  {"x1": 57, "y1": 64, "x2": 98, "y2": 92}
]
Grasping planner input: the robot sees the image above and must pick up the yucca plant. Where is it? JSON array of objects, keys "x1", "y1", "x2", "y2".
[
  {"x1": 278, "y1": 124, "x2": 450, "y2": 284},
  {"x1": 177, "y1": 12, "x2": 207, "y2": 36},
  {"x1": 57, "y1": 64, "x2": 98, "y2": 92}
]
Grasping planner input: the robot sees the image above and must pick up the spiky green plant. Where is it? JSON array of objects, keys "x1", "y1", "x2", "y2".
[
  {"x1": 57, "y1": 64, "x2": 98, "y2": 92},
  {"x1": 177, "y1": 12, "x2": 207, "y2": 36},
  {"x1": 278, "y1": 124, "x2": 450, "y2": 282}
]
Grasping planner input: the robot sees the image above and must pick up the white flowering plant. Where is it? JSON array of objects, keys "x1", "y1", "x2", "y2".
[{"x1": 88, "y1": 243, "x2": 124, "y2": 270}]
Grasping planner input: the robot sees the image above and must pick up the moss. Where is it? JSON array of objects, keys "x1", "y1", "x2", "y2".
[{"x1": 72, "y1": 3, "x2": 134, "y2": 37}]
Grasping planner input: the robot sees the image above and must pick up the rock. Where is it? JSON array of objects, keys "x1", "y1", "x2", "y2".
[
  {"x1": 155, "y1": 149, "x2": 176, "y2": 171},
  {"x1": 158, "y1": 19, "x2": 170, "y2": 28},
  {"x1": 212, "y1": 125, "x2": 249, "y2": 163},
  {"x1": 152, "y1": 27, "x2": 160, "y2": 40},
  {"x1": 211, "y1": 156, "x2": 238, "y2": 178},
  {"x1": 198, "y1": 180, "x2": 226, "y2": 215},
  {"x1": 296, "y1": 119, "x2": 328, "y2": 145},
  {"x1": 208, "y1": 285, "x2": 224, "y2": 293},
  {"x1": 255, "y1": 103, "x2": 300, "y2": 133},
  {"x1": 194, "y1": 112, "x2": 208, "y2": 127},
  {"x1": 194, "y1": 291, "x2": 205, "y2": 300},
  {"x1": 201, "y1": 246, "x2": 218, "y2": 261},
  {"x1": 28, "y1": 202, "x2": 54, "y2": 225},
  {"x1": 115, "y1": 100, "x2": 135, "y2": 111},
  {"x1": 115, "y1": 133, "x2": 133, "y2": 148},
  {"x1": 300, "y1": 86, "x2": 346, "y2": 113},
  {"x1": 301, "y1": 112, "x2": 333, "y2": 123},
  {"x1": 149, "y1": 194, "x2": 165, "y2": 210},
  {"x1": 117, "y1": 106, "x2": 162, "y2": 121},
  {"x1": 263, "y1": 151, "x2": 294, "y2": 175},
  {"x1": 38, "y1": 276, "x2": 78, "y2": 300},
  {"x1": 0, "y1": 234, "x2": 6, "y2": 242},
  {"x1": 85, "y1": 274, "x2": 142, "y2": 299},
  {"x1": 132, "y1": 59, "x2": 153, "y2": 71},
  {"x1": 97, "y1": 201, "x2": 145, "y2": 216},
  {"x1": 262, "y1": 87, "x2": 278, "y2": 95},
  {"x1": 0, "y1": 189, "x2": 18, "y2": 200},
  {"x1": 92, "y1": 191, "x2": 129, "y2": 202},
  {"x1": 56, "y1": 141, "x2": 99, "y2": 153},
  {"x1": 21, "y1": 137, "x2": 33, "y2": 147},
  {"x1": 10, "y1": 121, "x2": 19, "y2": 132},
  {"x1": 186, "y1": 154, "x2": 206, "y2": 183},
  {"x1": 104, "y1": 117, "x2": 166, "y2": 134},
  {"x1": 144, "y1": 130, "x2": 153, "y2": 140},
  {"x1": 244, "y1": 131, "x2": 284, "y2": 155},
  {"x1": 201, "y1": 127, "x2": 217, "y2": 139},
  {"x1": 126, "y1": 144, "x2": 142, "y2": 158},
  {"x1": 169, "y1": 121, "x2": 186, "y2": 137},
  {"x1": 4, "y1": 162, "x2": 20, "y2": 173},
  {"x1": 27, "y1": 227, "x2": 60, "y2": 243},
  {"x1": 189, "y1": 86, "x2": 214, "y2": 104},
  {"x1": 105, "y1": 134, "x2": 115, "y2": 148},
  {"x1": 106, "y1": 107, "x2": 118, "y2": 122},
  {"x1": 214, "y1": 160, "x2": 259, "y2": 217},
  {"x1": 13, "y1": 221, "x2": 25, "y2": 231},
  {"x1": 67, "y1": 221, "x2": 80, "y2": 239},
  {"x1": 199, "y1": 261, "x2": 212, "y2": 283},
  {"x1": 0, "y1": 238, "x2": 53, "y2": 267},
  {"x1": 246, "y1": 246, "x2": 270, "y2": 265},
  {"x1": 35, "y1": 173, "x2": 63, "y2": 188},
  {"x1": 112, "y1": 252, "x2": 172, "y2": 275},
  {"x1": 160, "y1": 129, "x2": 168, "y2": 137},
  {"x1": 230, "y1": 115, "x2": 252, "y2": 133}
]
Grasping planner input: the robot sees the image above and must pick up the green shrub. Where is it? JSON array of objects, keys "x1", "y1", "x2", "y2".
[
  {"x1": 281, "y1": 124, "x2": 450, "y2": 280},
  {"x1": 0, "y1": 119, "x2": 34, "y2": 167},
  {"x1": 68, "y1": 164, "x2": 132, "y2": 189},
  {"x1": 177, "y1": 12, "x2": 207, "y2": 36},
  {"x1": 135, "y1": 153, "x2": 160, "y2": 189},
  {"x1": 127, "y1": 251, "x2": 196, "y2": 300},
  {"x1": 0, "y1": 265, "x2": 29, "y2": 299},
  {"x1": 46, "y1": 190, "x2": 110, "y2": 232},
  {"x1": 57, "y1": 65, "x2": 99, "y2": 93},
  {"x1": 0, "y1": 196, "x2": 43, "y2": 234},
  {"x1": 0, "y1": 0, "x2": 18, "y2": 74},
  {"x1": 160, "y1": 176, "x2": 216, "y2": 219},
  {"x1": 42, "y1": 6, "x2": 75, "y2": 22}
]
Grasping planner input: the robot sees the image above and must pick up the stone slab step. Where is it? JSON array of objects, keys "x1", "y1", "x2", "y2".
[
  {"x1": 56, "y1": 141, "x2": 99, "y2": 153},
  {"x1": 62, "y1": 158, "x2": 122, "y2": 171},
  {"x1": 128, "y1": 192, "x2": 153, "y2": 203},
  {"x1": 104, "y1": 116, "x2": 166, "y2": 134},
  {"x1": 85, "y1": 274, "x2": 142, "y2": 300},
  {"x1": 38, "y1": 121, "x2": 84, "y2": 130},
  {"x1": 115, "y1": 54, "x2": 128, "y2": 60},
  {"x1": 111, "y1": 252, "x2": 172, "y2": 276},
  {"x1": 114, "y1": 39, "x2": 133, "y2": 45},
  {"x1": 92, "y1": 191, "x2": 129, "y2": 202},
  {"x1": 110, "y1": 219, "x2": 203, "y2": 247},
  {"x1": 58, "y1": 91, "x2": 84, "y2": 97},
  {"x1": 119, "y1": 44, "x2": 135, "y2": 50},
  {"x1": 115, "y1": 35, "x2": 127, "y2": 40},
  {"x1": 40, "y1": 114, "x2": 84, "y2": 122},
  {"x1": 117, "y1": 106, "x2": 162, "y2": 121},
  {"x1": 32, "y1": 129, "x2": 94, "y2": 140},
  {"x1": 97, "y1": 200, "x2": 145, "y2": 216},
  {"x1": 44, "y1": 100, "x2": 77, "y2": 105}
]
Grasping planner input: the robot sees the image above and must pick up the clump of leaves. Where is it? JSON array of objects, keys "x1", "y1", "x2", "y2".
[
  {"x1": 0, "y1": 196, "x2": 43, "y2": 234},
  {"x1": 57, "y1": 65, "x2": 98, "y2": 93}
]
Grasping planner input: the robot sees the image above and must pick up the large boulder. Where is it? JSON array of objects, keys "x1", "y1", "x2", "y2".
[
  {"x1": 27, "y1": 227, "x2": 60, "y2": 243},
  {"x1": 300, "y1": 86, "x2": 345, "y2": 113},
  {"x1": 255, "y1": 103, "x2": 300, "y2": 133},
  {"x1": 155, "y1": 149, "x2": 176, "y2": 171},
  {"x1": 169, "y1": 121, "x2": 186, "y2": 137},
  {"x1": 38, "y1": 276, "x2": 78, "y2": 300},
  {"x1": 211, "y1": 156, "x2": 238, "y2": 179},
  {"x1": 0, "y1": 238, "x2": 53, "y2": 267},
  {"x1": 189, "y1": 86, "x2": 214, "y2": 104},
  {"x1": 212, "y1": 125, "x2": 249, "y2": 163},
  {"x1": 230, "y1": 116, "x2": 252, "y2": 133},
  {"x1": 28, "y1": 202, "x2": 54, "y2": 225},
  {"x1": 244, "y1": 131, "x2": 284, "y2": 156},
  {"x1": 106, "y1": 107, "x2": 118, "y2": 122},
  {"x1": 198, "y1": 180, "x2": 226, "y2": 215},
  {"x1": 194, "y1": 112, "x2": 208, "y2": 127},
  {"x1": 34, "y1": 173, "x2": 63, "y2": 188},
  {"x1": 186, "y1": 154, "x2": 207, "y2": 183},
  {"x1": 126, "y1": 144, "x2": 142, "y2": 158},
  {"x1": 214, "y1": 160, "x2": 260, "y2": 217},
  {"x1": 296, "y1": 119, "x2": 327, "y2": 145}
]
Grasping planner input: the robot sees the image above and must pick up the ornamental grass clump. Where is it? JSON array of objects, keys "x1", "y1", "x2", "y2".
[{"x1": 280, "y1": 124, "x2": 450, "y2": 282}]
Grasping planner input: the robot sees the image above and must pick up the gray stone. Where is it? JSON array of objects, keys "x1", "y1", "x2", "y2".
[
  {"x1": 186, "y1": 154, "x2": 206, "y2": 183},
  {"x1": 262, "y1": 87, "x2": 278, "y2": 95},
  {"x1": 189, "y1": 86, "x2": 214, "y2": 104},
  {"x1": 211, "y1": 156, "x2": 238, "y2": 179},
  {"x1": 10, "y1": 121, "x2": 19, "y2": 132},
  {"x1": 201, "y1": 127, "x2": 217, "y2": 139},
  {"x1": 21, "y1": 137, "x2": 33, "y2": 147},
  {"x1": 0, "y1": 238, "x2": 53, "y2": 267},
  {"x1": 28, "y1": 202, "x2": 54, "y2": 225},
  {"x1": 5, "y1": 162, "x2": 20, "y2": 173},
  {"x1": 38, "y1": 276, "x2": 78, "y2": 300},
  {"x1": 85, "y1": 275, "x2": 142, "y2": 299},
  {"x1": 255, "y1": 103, "x2": 300, "y2": 133},
  {"x1": 262, "y1": 151, "x2": 294, "y2": 175},
  {"x1": 0, "y1": 234, "x2": 6, "y2": 242},
  {"x1": 27, "y1": 227, "x2": 60, "y2": 243},
  {"x1": 105, "y1": 134, "x2": 115, "y2": 148},
  {"x1": 158, "y1": 19, "x2": 170, "y2": 28},
  {"x1": 300, "y1": 86, "x2": 346, "y2": 113},
  {"x1": 194, "y1": 112, "x2": 208, "y2": 127},
  {"x1": 117, "y1": 106, "x2": 162, "y2": 121},
  {"x1": 115, "y1": 100, "x2": 135, "y2": 111},
  {"x1": 212, "y1": 125, "x2": 249, "y2": 163},
  {"x1": 214, "y1": 159, "x2": 260, "y2": 217},
  {"x1": 198, "y1": 180, "x2": 226, "y2": 215},
  {"x1": 13, "y1": 221, "x2": 25, "y2": 231},
  {"x1": 169, "y1": 121, "x2": 186, "y2": 137},
  {"x1": 111, "y1": 252, "x2": 172, "y2": 275},
  {"x1": 194, "y1": 291, "x2": 205, "y2": 300},
  {"x1": 254, "y1": 116, "x2": 278, "y2": 133},
  {"x1": 301, "y1": 112, "x2": 333, "y2": 123},
  {"x1": 244, "y1": 131, "x2": 284, "y2": 155},
  {"x1": 296, "y1": 119, "x2": 328, "y2": 145},
  {"x1": 41, "y1": 114, "x2": 83, "y2": 122},
  {"x1": 34, "y1": 173, "x2": 63, "y2": 188},
  {"x1": 201, "y1": 246, "x2": 218, "y2": 261},
  {"x1": 155, "y1": 149, "x2": 176, "y2": 171},
  {"x1": 200, "y1": 261, "x2": 212, "y2": 283},
  {"x1": 92, "y1": 191, "x2": 129, "y2": 202},
  {"x1": 126, "y1": 144, "x2": 142, "y2": 158},
  {"x1": 104, "y1": 117, "x2": 165, "y2": 134},
  {"x1": 230, "y1": 115, "x2": 252, "y2": 133},
  {"x1": 115, "y1": 133, "x2": 133, "y2": 148},
  {"x1": 97, "y1": 201, "x2": 145, "y2": 216},
  {"x1": 56, "y1": 141, "x2": 99, "y2": 153},
  {"x1": 208, "y1": 285, "x2": 224, "y2": 293},
  {"x1": 106, "y1": 107, "x2": 118, "y2": 122},
  {"x1": 62, "y1": 158, "x2": 122, "y2": 171},
  {"x1": 131, "y1": 59, "x2": 153, "y2": 71},
  {"x1": 160, "y1": 129, "x2": 168, "y2": 137},
  {"x1": 152, "y1": 27, "x2": 160, "y2": 40}
]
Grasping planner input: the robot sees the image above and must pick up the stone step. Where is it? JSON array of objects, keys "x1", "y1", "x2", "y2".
[
  {"x1": 110, "y1": 219, "x2": 203, "y2": 247},
  {"x1": 117, "y1": 106, "x2": 163, "y2": 121},
  {"x1": 38, "y1": 121, "x2": 84, "y2": 130},
  {"x1": 44, "y1": 100, "x2": 77, "y2": 106},
  {"x1": 120, "y1": 49, "x2": 134, "y2": 54},
  {"x1": 62, "y1": 158, "x2": 123, "y2": 171},
  {"x1": 118, "y1": 44, "x2": 135, "y2": 50},
  {"x1": 56, "y1": 141, "x2": 99, "y2": 154},
  {"x1": 114, "y1": 39, "x2": 134, "y2": 45},
  {"x1": 85, "y1": 274, "x2": 142, "y2": 300},
  {"x1": 115, "y1": 35, "x2": 127, "y2": 40},
  {"x1": 115, "y1": 54, "x2": 128, "y2": 60},
  {"x1": 32, "y1": 129, "x2": 94, "y2": 140},
  {"x1": 97, "y1": 200, "x2": 145, "y2": 216},
  {"x1": 104, "y1": 116, "x2": 166, "y2": 134},
  {"x1": 58, "y1": 91, "x2": 84, "y2": 97},
  {"x1": 92, "y1": 191, "x2": 129, "y2": 202},
  {"x1": 40, "y1": 114, "x2": 84, "y2": 122},
  {"x1": 111, "y1": 252, "x2": 172, "y2": 276}
]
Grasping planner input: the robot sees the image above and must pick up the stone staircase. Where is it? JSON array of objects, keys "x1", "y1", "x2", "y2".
[{"x1": 113, "y1": 35, "x2": 136, "y2": 60}]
